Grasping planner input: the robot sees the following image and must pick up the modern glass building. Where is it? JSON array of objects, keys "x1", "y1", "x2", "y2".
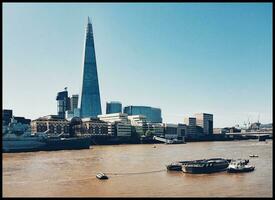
[
  {"x1": 123, "y1": 106, "x2": 162, "y2": 123},
  {"x1": 79, "y1": 17, "x2": 102, "y2": 118},
  {"x1": 106, "y1": 101, "x2": 122, "y2": 114},
  {"x1": 56, "y1": 89, "x2": 70, "y2": 119}
]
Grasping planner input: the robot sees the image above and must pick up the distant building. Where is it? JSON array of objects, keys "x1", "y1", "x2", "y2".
[
  {"x1": 66, "y1": 95, "x2": 79, "y2": 120},
  {"x1": 184, "y1": 117, "x2": 197, "y2": 135},
  {"x1": 98, "y1": 113, "x2": 131, "y2": 137},
  {"x1": 128, "y1": 115, "x2": 147, "y2": 126},
  {"x1": 70, "y1": 95, "x2": 79, "y2": 111},
  {"x1": 31, "y1": 115, "x2": 70, "y2": 137},
  {"x1": 163, "y1": 123, "x2": 185, "y2": 139},
  {"x1": 56, "y1": 89, "x2": 70, "y2": 119},
  {"x1": 98, "y1": 113, "x2": 129, "y2": 123},
  {"x1": 123, "y1": 106, "x2": 162, "y2": 123},
  {"x1": 82, "y1": 117, "x2": 109, "y2": 136},
  {"x1": 178, "y1": 123, "x2": 187, "y2": 138},
  {"x1": 194, "y1": 113, "x2": 213, "y2": 135},
  {"x1": 106, "y1": 101, "x2": 122, "y2": 114},
  {"x1": 3, "y1": 109, "x2": 13, "y2": 125},
  {"x1": 3, "y1": 109, "x2": 31, "y2": 126},
  {"x1": 13, "y1": 117, "x2": 31, "y2": 125}
]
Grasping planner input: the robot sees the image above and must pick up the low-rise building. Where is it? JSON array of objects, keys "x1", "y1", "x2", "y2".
[
  {"x1": 163, "y1": 123, "x2": 178, "y2": 139},
  {"x1": 31, "y1": 115, "x2": 70, "y2": 137},
  {"x1": 82, "y1": 117, "x2": 109, "y2": 136},
  {"x1": 98, "y1": 113, "x2": 131, "y2": 137}
]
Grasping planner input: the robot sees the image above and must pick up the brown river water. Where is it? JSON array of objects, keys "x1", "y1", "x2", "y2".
[{"x1": 2, "y1": 139, "x2": 273, "y2": 197}]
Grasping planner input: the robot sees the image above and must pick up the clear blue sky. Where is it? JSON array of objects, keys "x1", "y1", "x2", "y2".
[{"x1": 3, "y1": 3, "x2": 272, "y2": 127}]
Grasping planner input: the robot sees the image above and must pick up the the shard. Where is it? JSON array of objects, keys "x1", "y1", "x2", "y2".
[{"x1": 79, "y1": 17, "x2": 102, "y2": 118}]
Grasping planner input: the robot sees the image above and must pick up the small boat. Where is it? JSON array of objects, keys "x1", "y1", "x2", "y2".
[
  {"x1": 227, "y1": 160, "x2": 255, "y2": 173},
  {"x1": 166, "y1": 163, "x2": 182, "y2": 171},
  {"x1": 96, "y1": 172, "x2": 108, "y2": 180},
  {"x1": 249, "y1": 154, "x2": 258, "y2": 158}
]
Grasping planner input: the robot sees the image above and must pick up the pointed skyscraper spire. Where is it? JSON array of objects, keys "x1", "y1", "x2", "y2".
[{"x1": 79, "y1": 17, "x2": 102, "y2": 118}]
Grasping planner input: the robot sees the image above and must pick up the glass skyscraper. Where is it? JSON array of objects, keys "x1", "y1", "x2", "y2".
[
  {"x1": 123, "y1": 106, "x2": 162, "y2": 123},
  {"x1": 106, "y1": 101, "x2": 122, "y2": 114},
  {"x1": 79, "y1": 17, "x2": 102, "y2": 118}
]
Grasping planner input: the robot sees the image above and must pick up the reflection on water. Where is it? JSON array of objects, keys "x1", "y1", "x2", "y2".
[{"x1": 3, "y1": 140, "x2": 272, "y2": 197}]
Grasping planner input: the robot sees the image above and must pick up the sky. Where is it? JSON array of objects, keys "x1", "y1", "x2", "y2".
[{"x1": 3, "y1": 3, "x2": 273, "y2": 128}]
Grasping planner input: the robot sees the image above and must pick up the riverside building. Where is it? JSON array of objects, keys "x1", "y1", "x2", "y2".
[
  {"x1": 123, "y1": 106, "x2": 162, "y2": 123},
  {"x1": 194, "y1": 113, "x2": 214, "y2": 135},
  {"x1": 163, "y1": 123, "x2": 186, "y2": 140},
  {"x1": 31, "y1": 115, "x2": 70, "y2": 137},
  {"x1": 81, "y1": 117, "x2": 109, "y2": 136},
  {"x1": 98, "y1": 113, "x2": 131, "y2": 137},
  {"x1": 184, "y1": 117, "x2": 197, "y2": 135}
]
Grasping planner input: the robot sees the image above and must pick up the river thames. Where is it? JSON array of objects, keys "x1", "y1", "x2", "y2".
[{"x1": 3, "y1": 139, "x2": 273, "y2": 197}]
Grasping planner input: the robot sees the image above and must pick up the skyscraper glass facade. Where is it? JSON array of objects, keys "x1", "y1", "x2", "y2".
[
  {"x1": 56, "y1": 90, "x2": 70, "y2": 119},
  {"x1": 123, "y1": 106, "x2": 162, "y2": 123},
  {"x1": 79, "y1": 17, "x2": 102, "y2": 118},
  {"x1": 106, "y1": 101, "x2": 122, "y2": 114}
]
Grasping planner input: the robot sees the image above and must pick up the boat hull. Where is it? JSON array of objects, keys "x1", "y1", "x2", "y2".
[
  {"x1": 227, "y1": 167, "x2": 255, "y2": 173},
  {"x1": 42, "y1": 137, "x2": 91, "y2": 151},
  {"x1": 3, "y1": 137, "x2": 91, "y2": 153},
  {"x1": 2, "y1": 138, "x2": 46, "y2": 153}
]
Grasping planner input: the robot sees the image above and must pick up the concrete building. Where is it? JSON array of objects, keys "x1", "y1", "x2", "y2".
[
  {"x1": 123, "y1": 106, "x2": 162, "y2": 123},
  {"x1": 194, "y1": 113, "x2": 213, "y2": 135},
  {"x1": 128, "y1": 115, "x2": 147, "y2": 126},
  {"x1": 98, "y1": 113, "x2": 131, "y2": 137},
  {"x1": 184, "y1": 117, "x2": 197, "y2": 135},
  {"x1": 146, "y1": 123, "x2": 164, "y2": 136},
  {"x1": 178, "y1": 123, "x2": 187, "y2": 138},
  {"x1": 163, "y1": 123, "x2": 185, "y2": 139},
  {"x1": 98, "y1": 113, "x2": 129, "y2": 123},
  {"x1": 79, "y1": 17, "x2": 102, "y2": 118},
  {"x1": 82, "y1": 117, "x2": 109, "y2": 136},
  {"x1": 106, "y1": 101, "x2": 122, "y2": 114},
  {"x1": 31, "y1": 115, "x2": 70, "y2": 137}
]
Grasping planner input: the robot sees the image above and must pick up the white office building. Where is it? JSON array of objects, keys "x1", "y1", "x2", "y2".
[{"x1": 98, "y1": 113, "x2": 131, "y2": 137}]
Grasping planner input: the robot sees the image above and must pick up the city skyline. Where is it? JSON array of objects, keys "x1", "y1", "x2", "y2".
[{"x1": 3, "y1": 3, "x2": 272, "y2": 127}]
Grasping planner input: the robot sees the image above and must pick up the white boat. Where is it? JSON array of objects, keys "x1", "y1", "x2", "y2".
[
  {"x1": 227, "y1": 160, "x2": 255, "y2": 173},
  {"x1": 96, "y1": 172, "x2": 108, "y2": 179}
]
